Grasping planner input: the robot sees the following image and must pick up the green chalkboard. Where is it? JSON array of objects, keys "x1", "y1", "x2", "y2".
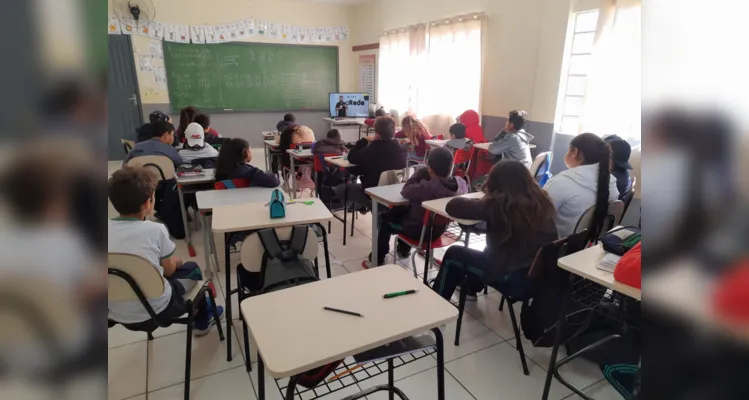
[{"x1": 163, "y1": 41, "x2": 338, "y2": 112}]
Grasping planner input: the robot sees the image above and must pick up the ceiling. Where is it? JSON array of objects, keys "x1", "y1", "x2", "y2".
[{"x1": 294, "y1": 0, "x2": 369, "y2": 4}]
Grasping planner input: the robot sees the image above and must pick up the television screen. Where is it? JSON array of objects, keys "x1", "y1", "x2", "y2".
[{"x1": 329, "y1": 93, "x2": 370, "y2": 118}]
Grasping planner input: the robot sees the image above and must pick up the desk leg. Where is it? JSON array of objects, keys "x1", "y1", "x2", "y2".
[
  {"x1": 423, "y1": 214, "x2": 435, "y2": 284},
  {"x1": 432, "y1": 327, "x2": 446, "y2": 400},
  {"x1": 371, "y1": 199, "x2": 379, "y2": 268},
  {"x1": 316, "y1": 222, "x2": 332, "y2": 279},
  {"x1": 342, "y1": 177, "x2": 348, "y2": 246},
  {"x1": 290, "y1": 156, "x2": 297, "y2": 199},
  {"x1": 258, "y1": 352, "x2": 265, "y2": 400},
  {"x1": 224, "y1": 233, "x2": 233, "y2": 362},
  {"x1": 200, "y1": 212, "x2": 213, "y2": 280},
  {"x1": 541, "y1": 276, "x2": 571, "y2": 400},
  {"x1": 388, "y1": 358, "x2": 395, "y2": 400},
  {"x1": 177, "y1": 184, "x2": 195, "y2": 257},
  {"x1": 264, "y1": 144, "x2": 269, "y2": 171},
  {"x1": 210, "y1": 225, "x2": 221, "y2": 273}
]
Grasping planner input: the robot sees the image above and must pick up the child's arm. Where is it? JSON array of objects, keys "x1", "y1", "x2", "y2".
[
  {"x1": 247, "y1": 165, "x2": 281, "y2": 187},
  {"x1": 400, "y1": 170, "x2": 433, "y2": 202},
  {"x1": 156, "y1": 224, "x2": 179, "y2": 277},
  {"x1": 445, "y1": 197, "x2": 488, "y2": 221},
  {"x1": 488, "y1": 133, "x2": 518, "y2": 155},
  {"x1": 160, "y1": 256, "x2": 181, "y2": 277}
]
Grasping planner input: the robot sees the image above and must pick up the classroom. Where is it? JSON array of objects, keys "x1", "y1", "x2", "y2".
[{"x1": 108, "y1": 0, "x2": 644, "y2": 399}]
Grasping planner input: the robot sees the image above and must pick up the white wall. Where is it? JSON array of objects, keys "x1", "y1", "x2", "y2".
[
  {"x1": 350, "y1": 0, "x2": 575, "y2": 123},
  {"x1": 108, "y1": 0, "x2": 357, "y2": 106}
]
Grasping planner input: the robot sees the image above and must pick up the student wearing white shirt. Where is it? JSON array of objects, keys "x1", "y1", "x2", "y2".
[
  {"x1": 107, "y1": 167, "x2": 222, "y2": 335},
  {"x1": 178, "y1": 122, "x2": 219, "y2": 167},
  {"x1": 544, "y1": 132, "x2": 619, "y2": 239}
]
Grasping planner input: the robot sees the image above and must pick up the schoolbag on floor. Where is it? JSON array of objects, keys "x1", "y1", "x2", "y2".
[{"x1": 257, "y1": 226, "x2": 318, "y2": 293}]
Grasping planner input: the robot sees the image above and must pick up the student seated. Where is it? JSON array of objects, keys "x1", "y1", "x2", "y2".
[
  {"x1": 455, "y1": 110, "x2": 485, "y2": 165},
  {"x1": 603, "y1": 134, "x2": 633, "y2": 197},
  {"x1": 108, "y1": 167, "x2": 223, "y2": 334},
  {"x1": 544, "y1": 132, "x2": 619, "y2": 238},
  {"x1": 488, "y1": 110, "x2": 534, "y2": 168},
  {"x1": 276, "y1": 113, "x2": 296, "y2": 132},
  {"x1": 124, "y1": 120, "x2": 183, "y2": 168},
  {"x1": 135, "y1": 110, "x2": 172, "y2": 143},
  {"x1": 175, "y1": 106, "x2": 199, "y2": 146},
  {"x1": 364, "y1": 108, "x2": 388, "y2": 128},
  {"x1": 446, "y1": 123, "x2": 469, "y2": 155},
  {"x1": 215, "y1": 138, "x2": 280, "y2": 187},
  {"x1": 178, "y1": 122, "x2": 219, "y2": 167},
  {"x1": 278, "y1": 124, "x2": 316, "y2": 169},
  {"x1": 342, "y1": 116, "x2": 408, "y2": 211},
  {"x1": 432, "y1": 161, "x2": 558, "y2": 301},
  {"x1": 313, "y1": 129, "x2": 348, "y2": 156},
  {"x1": 192, "y1": 113, "x2": 221, "y2": 144},
  {"x1": 366, "y1": 147, "x2": 469, "y2": 268},
  {"x1": 396, "y1": 115, "x2": 433, "y2": 160}
]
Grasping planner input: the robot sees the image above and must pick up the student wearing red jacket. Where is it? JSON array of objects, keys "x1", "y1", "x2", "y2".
[{"x1": 454, "y1": 109, "x2": 485, "y2": 164}]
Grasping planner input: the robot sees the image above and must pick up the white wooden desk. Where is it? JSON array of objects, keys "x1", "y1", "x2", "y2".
[
  {"x1": 176, "y1": 168, "x2": 215, "y2": 257},
  {"x1": 287, "y1": 149, "x2": 314, "y2": 199},
  {"x1": 324, "y1": 155, "x2": 356, "y2": 169},
  {"x1": 196, "y1": 187, "x2": 283, "y2": 275},
  {"x1": 365, "y1": 184, "x2": 408, "y2": 266},
  {"x1": 263, "y1": 139, "x2": 280, "y2": 172},
  {"x1": 542, "y1": 244, "x2": 641, "y2": 399},
  {"x1": 421, "y1": 192, "x2": 485, "y2": 226},
  {"x1": 242, "y1": 265, "x2": 457, "y2": 400},
  {"x1": 425, "y1": 139, "x2": 449, "y2": 148},
  {"x1": 212, "y1": 198, "x2": 334, "y2": 362},
  {"x1": 474, "y1": 142, "x2": 537, "y2": 151}
]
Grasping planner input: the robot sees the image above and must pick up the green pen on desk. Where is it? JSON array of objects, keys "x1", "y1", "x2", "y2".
[{"x1": 383, "y1": 289, "x2": 418, "y2": 299}]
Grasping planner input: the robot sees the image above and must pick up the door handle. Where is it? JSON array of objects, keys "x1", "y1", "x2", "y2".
[{"x1": 129, "y1": 94, "x2": 138, "y2": 106}]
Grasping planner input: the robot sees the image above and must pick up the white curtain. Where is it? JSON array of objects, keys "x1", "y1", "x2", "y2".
[
  {"x1": 580, "y1": 0, "x2": 641, "y2": 142},
  {"x1": 379, "y1": 19, "x2": 482, "y2": 133}
]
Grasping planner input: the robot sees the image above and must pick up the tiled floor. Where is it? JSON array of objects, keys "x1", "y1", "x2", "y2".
[{"x1": 108, "y1": 157, "x2": 623, "y2": 400}]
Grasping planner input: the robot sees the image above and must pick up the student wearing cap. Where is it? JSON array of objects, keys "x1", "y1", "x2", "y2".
[
  {"x1": 135, "y1": 110, "x2": 172, "y2": 143},
  {"x1": 604, "y1": 135, "x2": 633, "y2": 198},
  {"x1": 178, "y1": 122, "x2": 219, "y2": 167}
]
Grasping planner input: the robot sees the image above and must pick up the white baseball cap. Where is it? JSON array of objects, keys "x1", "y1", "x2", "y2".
[{"x1": 185, "y1": 122, "x2": 205, "y2": 147}]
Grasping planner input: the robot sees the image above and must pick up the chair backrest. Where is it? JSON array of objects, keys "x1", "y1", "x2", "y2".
[
  {"x1": 126, "y1": 155, "x2": 176, "y2": 181},
  {"x1": 214, "y1": 179, "x2": 250, "y2": 190},
  {"x1": 378, "y1": 169, "x2": 402, "y2": 186},
  {"x1": 313, "y1": 154, "x2": 340, "y2": 173},
  {"x1": 530, "y1": 151, "x2": 552, "y2": 176},
  {"x1": 573, "y1": 200, "x2": 626, "y2": 240},
  {"x1": 528, "y1": 229, "x2": 589, "y2": 279},
  {"x1": 240, "y1": 226, "x2": 319, "y2": 273},
  {"x1": 107, "y1": 253, "x2": 165, "y2": 302},
  {"x1": 620, "y1": 177, "x2": 636, "y2": 217},
  {"x1": 121, "y1": 138, "x2": 135, "y2": 154}
]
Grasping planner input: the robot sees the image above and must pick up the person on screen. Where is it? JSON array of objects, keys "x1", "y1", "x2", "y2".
[{"x1": 335, "y1": 95, "x2": 348, "y2": 117}]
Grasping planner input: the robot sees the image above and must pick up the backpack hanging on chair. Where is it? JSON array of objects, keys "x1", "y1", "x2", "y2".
[{"x1": 257, "y1": 225, "x2": 319, "y2": 293}]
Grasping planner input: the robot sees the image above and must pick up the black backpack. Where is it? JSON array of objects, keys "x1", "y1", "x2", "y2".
[{"x1": 257, "y1": 226, "x2": 319, "y2": 293}]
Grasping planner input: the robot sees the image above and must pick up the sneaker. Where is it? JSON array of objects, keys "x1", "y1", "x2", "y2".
[
  {"x1": 361, "y1": 260, "x2": 373, "y2": 269},
  {"x1": 396, "y1": 248, "x2": 411, "y2": 259},
  {"x1": 193, "y1": 305, "x2": 224, "y2": 337},
  {"x1": 358, "y1": 206, "x2": 370, "y2": 215}
]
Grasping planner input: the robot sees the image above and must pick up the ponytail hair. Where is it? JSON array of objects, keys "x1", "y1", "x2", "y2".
[{"x1": 569, "y1": 133, "x2": 611, "y2": 241}]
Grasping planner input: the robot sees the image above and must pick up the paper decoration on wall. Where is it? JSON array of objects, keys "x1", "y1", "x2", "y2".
[
  {"x1": 139, "y1": 24, "x2": 150, "y2": 36},
  {"x1": 313, "y1": 27, "x2": 322, "y2": 43},
  {"x1": 268, "y1": 22, "x2": 279, "y2": 39},
  {"x1": 341, "y1": 25, "x2": 349, "y2": 40},
  {"x1": 153, "y1": 66, "x2": 167, "y2": 83},
  {"x1": 147, "y1": 22, "x2": 164, "y2": 40},
  {"x1": 236, "y1": 20, "x2": 249, "y2": 37},
  {"x1": 121, "y1": 20, "x2": 136, "y2": 35},
  {"x1": 178, "y1": 25, "x2": 190, "y2": 43},
  {"x1": 257, "y1": 20, "x2": 267, "y2": 36},
  {"x1": 244, "y1": 18, "x2": 255, "y2": 35},
  {"x1": 149, "y1": 41, "x2": 163, "y2": 59},
  {"x1": 333, "y1": 26, "x2": 341, "y2": 41},
  {"x1": 324, "y1": 27, "x2": 333, "y2": 42},
  {"x1": 138, "y1": 54, "x2": 152, "y2": 72},
  {"x1": 190, "y1": 26, "x2": 205, "y2": 44},
  {"x1": 204, "y1": 26, "x2": 219, "y2": 44},
  {"x1": 281, "y1": 25, "x2": 290, "y2": 41},
  {"x1": 164, "y1": 24, "x2": 178, "y2": 42},
  {"x1": 108, "y1": 15, "x2": 121, "y2": 34},
  {"x1": 217, "y1": 24, "x2": 230, "y2": 42},
  {"x1": 298, "y1": 28, "x2": 308, "y2": 43},
  {"x1": 227, "y1": 23, "x2": 241, "y2": 40}
]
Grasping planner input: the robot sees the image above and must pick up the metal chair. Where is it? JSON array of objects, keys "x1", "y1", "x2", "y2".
[
  {"x1": 108, "y1": 253, "x2": 224, "y2": 400},
  {"x1": 121, "y1": 138, "x2": 135, "y2": 155},
  {"x1": 573, "y1": 200, "x2": 625, "y2": 242}
]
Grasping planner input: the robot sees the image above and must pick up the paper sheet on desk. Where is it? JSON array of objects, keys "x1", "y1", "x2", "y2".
[{"x1": 597, "y1": 253, "x2": 622, "y2": 273}]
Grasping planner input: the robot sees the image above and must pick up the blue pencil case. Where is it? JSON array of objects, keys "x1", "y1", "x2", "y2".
[{"x1": 269, "y1": 189, "x2": 286, "y2": 219}]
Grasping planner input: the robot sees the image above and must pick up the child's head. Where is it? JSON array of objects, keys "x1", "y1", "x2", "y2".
[
  {"x1": 149, "y1": 110, "x2": 171, "y2": 125},
  {"x1": 284, "y1": 113, "x2": 296, "y2": 123},
  {"x1": 505, "y1": 110, "x2": 528, "y2": 132},
  {"x1": 449, "y1": 123, "x2": 466, "y2": 139},
  {"x1": 108, "y1": 166, "x2": 157, "y2": 218},
  {"x1": 177, "y1": 106, "x2": 199, "y2": 140},
  {"x1": 193, "y1": 113, "x2": 211, "y2": 132},
  {"x1": 216, "y1": 138, "x2": 251, "y2": 178},
  {"x1": 327, "y1": 129, "x2": 341, "y2": 140},
  {"x1": 426, "y1": 147, "x2": 453, "y2": 179},
  {"x1": 151, "y1": 120, "x2": 175, "y2": 144},
  {"x1": 375, "y1": 108, "x2": 387, "y2": 117},
  {"x1": 374, "y1": 116, "x2": 396, "y2": 140},
  {"x1": 185, "y1": 122, "x2": 206, "y2": 148}
]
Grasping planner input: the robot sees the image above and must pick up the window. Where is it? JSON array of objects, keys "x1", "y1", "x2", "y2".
[{"x1": 556, "y1": 10, "x2": 600, "y2": 136}]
